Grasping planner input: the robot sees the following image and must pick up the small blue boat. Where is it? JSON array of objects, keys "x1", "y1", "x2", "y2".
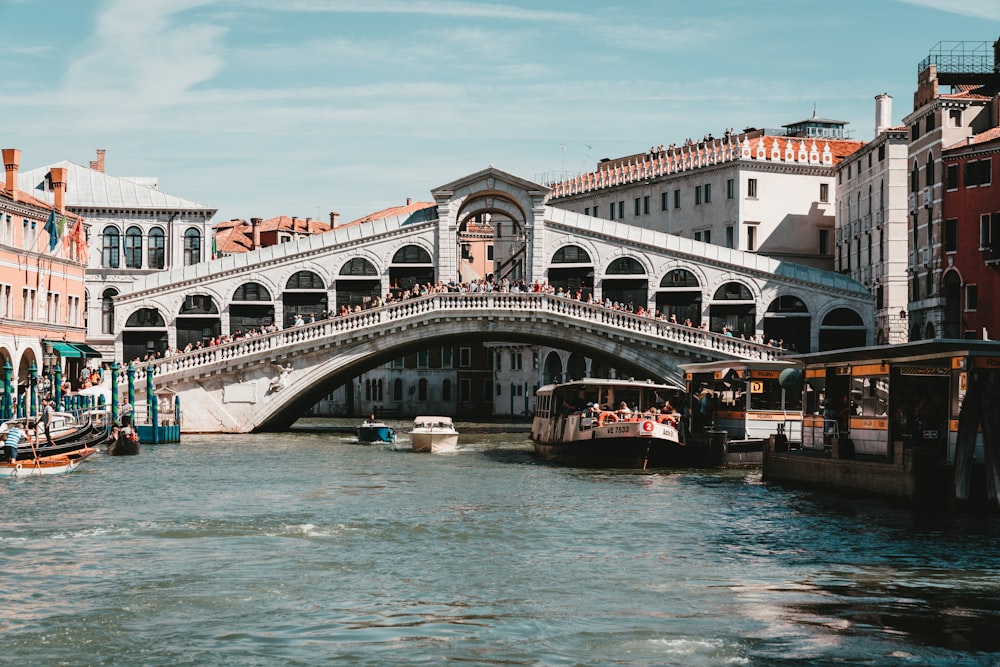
[{"x1": 355, "y1": 419, "x2": 395, "y2": 444}]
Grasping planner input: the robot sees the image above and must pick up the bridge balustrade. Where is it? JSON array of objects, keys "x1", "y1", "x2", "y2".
[{"x1": 121, "y1": 292, "x2": 783, "y2": 386}]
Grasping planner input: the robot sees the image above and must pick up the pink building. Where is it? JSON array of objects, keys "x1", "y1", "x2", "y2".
[{"x1": 0, "y1": 148, "x2": 92, "y2": 406}]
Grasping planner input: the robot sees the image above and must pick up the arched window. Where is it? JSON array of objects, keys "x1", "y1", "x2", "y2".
[
  {"x1": 125, "y1": 308, "x2": 166, "y2": 327},
  {"x1": 101, "y1": 288, "x2": 118, "y2": 335},
  {"x1": 148, "y1": 227, "x2": 165, "y2": 269},
  {"x1": 183, "y1": 228, "x2": 202, "y2": 266},
  {"x1": 551, "y1": 245, "x2": 591, "y2": 263},
  {"x1": 393, "y1": 378, "x2": 403, "y2": 401},
  {"x1": 418, "y1": 378, "x2": 428, "y2": 401},
  {"x1": 124, "y1": 226, "x2": 143, "y2": 268},
  {"x1": 660, "y1": 269, "x2": 699, "y2": 288},
  {"x1": 392, "y1": 245, "x2": 432, "y2": 263},
  {"x1": 442, "y1": 379, "x2": 451, "y2": 402},
  {"x1": 713, "y1": 282, "x2": 753, "y2": 301},
  {"x1": 285, "y1": 271, "x2": 325, "y2": 290},
  {"x1": 339, "y1": 258, "x2": 378, "y2": 275},
  {"x1": 606, "y1": 257, "x2": 646, "y2": 275},
  {"x1": 233, "y1": 282, "x2": 272, "y2": 301},
  {"x1": 102, "y1": 226, "x2": 120, "y2": 269}
]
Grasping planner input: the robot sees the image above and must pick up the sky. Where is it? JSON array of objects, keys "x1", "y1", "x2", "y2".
[{"x1": 3, "y1": 0, "x2": 1000, "y2": 225}]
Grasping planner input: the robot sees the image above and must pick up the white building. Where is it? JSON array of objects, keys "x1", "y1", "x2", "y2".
[
  {"x1": 18, "y1": 150, "x2": 217, "y2": 360},
  {"x1": 835, "y1": 94, "x2": 911, "y2": 344},
  {"x1": 546, "y1": 116, "x2": 863, "y2": 272}
]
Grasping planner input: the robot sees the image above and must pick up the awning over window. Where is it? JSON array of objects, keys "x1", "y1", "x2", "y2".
[
  {"x1": 47, "y1": 341, "x2": 83, "y2": 358},
  {"x1": 45, "y1": 341, "x2": 103, "y2": 359}
]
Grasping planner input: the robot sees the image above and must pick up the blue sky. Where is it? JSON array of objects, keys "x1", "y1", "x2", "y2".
[{"x1": 3, "y1": 0, "x2": 1000, "y2": 225}]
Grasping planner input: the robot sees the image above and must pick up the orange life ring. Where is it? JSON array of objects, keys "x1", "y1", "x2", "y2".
[
  {"x1": 597, "y1": 411, "x2": 618, "y2": 426},
  {"x1": 657, "y1": 414, "x2": 677, "y2": 427}
]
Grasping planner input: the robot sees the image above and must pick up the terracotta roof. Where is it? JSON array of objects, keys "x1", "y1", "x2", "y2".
[
  {"x1": 343, "y1": 201, "x2": 436, "y2": 227},
  {"x1": 215, "y1": 225, "x2": 254, "y2": 254},
  {"x1": 259, "y1": 215, "x2": 332, "y2": 234},
  {"x1": 940, "y1": 90, "x2": 991, "y2": 101},
  {"x1": 944, "y1": 126, "x2": 1000, "y2": 151},
  {"x1": 212, "y1": 218, "x2": 247, "y2": 230},
  {"x1": 0, "y1": 179, "x2": 84, "y2": 223}
]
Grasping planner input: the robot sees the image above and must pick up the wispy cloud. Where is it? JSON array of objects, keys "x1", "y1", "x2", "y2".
[
  {"x1": 59, "y1": 0, "x2": 226, "y2": 111},
  {"x1": 240, "y1": 0, "x2": 581, "y2": 22},
  {"x1": 896, "y1": 0, "x2": 1000, "y2": 20}
]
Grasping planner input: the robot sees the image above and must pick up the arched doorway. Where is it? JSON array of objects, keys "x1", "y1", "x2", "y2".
[
  {"x1": 566, "y1": 353, "x2": 587, "y2": 381},
  {"x1": 543, "y1": 351, "x2": 564, "y2": 385},
  {"x1": 176, "y1": 295, "x2": 221, "y2": 349},
  {"x1": 941, "y1": 271, "x2": 962, "y2": 339},
  {"x1": 389, "y1": 245, "x2": 434, "y2": 297},
  {"x1": 763, "y1": 295, "x2": 811, "y2": 352},
  {"x1": 710, "y1": 282, "x2": 756, "y2": 337},
  {"x1": 230, "y1": 282, "x2": 274, "y2": 333},
  {"x1": 123, "y1": 307, "x2": 168, "y2": 363},
  {"x1": 602, "y1": 257, "x2": 647, "y2": 310},
  {"x1": 337, "y1": 258, "x2": 381, "y2": 311},
  {"x1": 656, "y1": 269, "x2": 701, "y2": 324},
  {"x1": 818, "y1": 308, "x2": 866, "y2": 351},
  {"x1": 548, "y1": 245, "x2": 594, "y2": 299},
  {"x1": 283, "y1": 270, "x2": 328, "y2": 326}
]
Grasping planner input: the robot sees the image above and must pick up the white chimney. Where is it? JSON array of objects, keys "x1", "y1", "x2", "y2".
[{"x1": 875, "y1": 93, "x2": 893, "y2": 136}]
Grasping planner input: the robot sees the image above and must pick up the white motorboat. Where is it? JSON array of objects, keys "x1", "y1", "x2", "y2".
[{"x1": 409, "y1": 416, "x2": 459, "y2": 453}]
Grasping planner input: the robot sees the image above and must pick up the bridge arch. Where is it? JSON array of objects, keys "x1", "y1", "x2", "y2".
[
  {"x1": 709, "y1": 280, "x2": 758, "y2": 337},
  {"x1": 336, "y1": 256, "x2": 381, "y2": 311},
  {"x1": 655, "y1": 267, "x2": 704, "y2": 325},
  {"x1": 176, "y1": 293, "x2": 222, "y2": 350},
  {"x1": 763, "y1": 294, "x2": 811, "y2": 352},
  {"x1": 601, "y1": 255, "x2": 651, "y2": 309},
  {"x1": 388, "y1": 242, "x2": 435, "y2": 294},
  {"x1": 548, "y1": 240, "x2": 596, "y2": 296},
  {"x1": 230, "y1": 280, "x2": 275, "y2": 333},
  {"x1": 283, "y1": 269, "x2": 329, "y2": 326},
  {"x1": 818, "y1": 306, "x2": 866, "y2": 350},
  {"x1": 122, "y1": 306, "x2": 168, "y2": 361}
]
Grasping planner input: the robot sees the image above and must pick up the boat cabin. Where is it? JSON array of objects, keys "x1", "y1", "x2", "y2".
[
  {"x1": 794, "y1": 340, "x2": 1000, "y2": 469},
  {"x1": 678, "y1": 360, "x2": 803, "y2": 442}
]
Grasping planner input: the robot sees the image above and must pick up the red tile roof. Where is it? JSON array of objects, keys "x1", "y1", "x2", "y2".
[{"x1": 342, "y1": 201, "x2": 436, "y2": 228}]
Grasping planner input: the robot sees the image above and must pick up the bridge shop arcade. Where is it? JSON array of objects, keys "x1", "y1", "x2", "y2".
[{"x1": 763, "y1": 340, "x2": 1000, "y2": 510}]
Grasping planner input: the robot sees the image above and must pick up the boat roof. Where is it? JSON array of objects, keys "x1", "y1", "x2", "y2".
[
  {"x1": 536, "y1": 378, "x2": 682, "y2": 394},
  {"x1": 414, "y1": 416, "x2": 454, "y2": 423},
  {"x1": 789, "y1": 339, "x2": 1000, "y2": 366},
  {"x1": 678, "y1": 359, "x2": 800, "y2": 374}
]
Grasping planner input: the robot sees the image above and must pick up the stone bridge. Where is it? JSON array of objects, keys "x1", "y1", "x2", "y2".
[{"x1": 130, "y1": 293, "x2": 783, "y2": 432}]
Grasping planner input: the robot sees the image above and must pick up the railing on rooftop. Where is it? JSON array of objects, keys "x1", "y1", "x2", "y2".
[
  {"x1": 918, "y1": 40, "x2": 996, "y2": 75},
  {"x1": 120, "y1": 292, "x2": 784, "y2": 387}
]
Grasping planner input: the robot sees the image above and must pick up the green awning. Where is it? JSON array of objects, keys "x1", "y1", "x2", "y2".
[
  {"x1": 70, "y1": 343, "x2": 103, "y2": 359},
  {"x1": 47, "y1": 341, "x2": 83, "y2": 358}
]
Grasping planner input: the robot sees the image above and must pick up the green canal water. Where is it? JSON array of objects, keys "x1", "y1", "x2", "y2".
[{"x1": 2, "y1": 419, "x2": 998, "y2": 666}]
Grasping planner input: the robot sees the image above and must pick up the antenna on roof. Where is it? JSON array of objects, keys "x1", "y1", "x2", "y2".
[{"x1": 812, "y1": 103, "x2": 817, "y2": 118}]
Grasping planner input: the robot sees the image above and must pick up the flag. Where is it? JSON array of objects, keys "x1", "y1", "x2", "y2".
[
  {"x1": 211, "y1": 234, "x2": 218, "y2": 260},
  {"x1": 66, "y1": 219, "x2": 89, "y2": 265},
  {"x1": 57, "y1": 214, "x2": 67, "y2": 237},
  {"x1": 43, "y1": 211, "x2": 58, "y2": 251}
]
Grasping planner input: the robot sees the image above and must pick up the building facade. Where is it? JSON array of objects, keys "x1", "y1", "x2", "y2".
[
  {"x1": 0, "y1": 148, "x2": 91, "y2": 407},
  {"x1": 834, "y1": 94, "x2": 911, "y2": 344},
  {"x1": 901, "y1": 40, "x2": 1000, "y2": 340},
  {"x1": 546, "y1": 118, "x2": 863, "y2": 272},
  {"x1": 17, "y1": 150, "x2": 216, "y2": 360},
  {"x1": 941, "y1": 129, "x2": 1000, "y2": 338}
]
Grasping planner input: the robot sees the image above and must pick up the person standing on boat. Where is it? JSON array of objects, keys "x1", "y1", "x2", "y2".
[{"x1": 39, "y1": 398, "x2": 55, "y2": 447}]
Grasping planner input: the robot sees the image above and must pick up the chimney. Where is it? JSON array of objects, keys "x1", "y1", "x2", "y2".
[
  {"x1": 50, "y1": 167, "x2": 67, "y2": 213},
  {"x1": 874, "y1": 93, "x2": 893, "y2": 136},
  {"x1": 3, "y1": 148, "x2": 20, "y2": 199},
  {"x1": 406, "y1": 197, "x2": 413, "y2": 206},
  {"x1": 251, "y1": 217, "x2": 262, "y2": 249},
  {"x1": 330, "y1": 211, "x2": 340, "y2": 226},
  {"x1": 89, "y1": 149, "x2": 106, "y2": 173}
]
